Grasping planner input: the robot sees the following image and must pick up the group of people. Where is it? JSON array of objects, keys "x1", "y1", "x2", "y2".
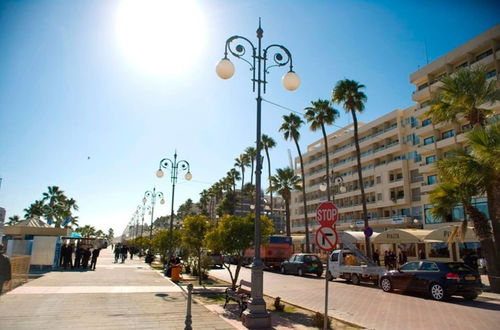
[
  {"x1": 372, "y1": 249, "x2": 408, "y2": 269},
  {"x1": 0, "y1": 244, "x2": 11, "y2": 295},
  {"x1": 114, "y1": 244, "x2": 136, "y2": 263},
  {"x1": 59, "y1": 242, "x2": 101, "y2": 271}
]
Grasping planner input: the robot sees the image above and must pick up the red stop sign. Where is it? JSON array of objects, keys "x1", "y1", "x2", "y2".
[{"x1": 316, "y1": 201, "x2": 339, "y2": 227}]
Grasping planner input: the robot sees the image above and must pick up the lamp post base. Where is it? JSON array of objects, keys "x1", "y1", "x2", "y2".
[
  {"x1": 241, "y1": 308, "x2": 271, "y2": 329},
  {"x1": 242, "y1": 262, "x2": 271, "y2": 329}
]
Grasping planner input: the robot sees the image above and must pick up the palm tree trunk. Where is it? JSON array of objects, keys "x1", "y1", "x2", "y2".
[
  {"x1": 250, "y1": 159, "x2": 254, "y2": 186},
  {"x1": 351, "y1": 110, "x2": 372, "y2": 258},
  {"x1": 294, "y1": 138, "x2": 311, "y2": 253},
  {"x1": 265, "y1": 147, "x2": 274, "y2": 215},
  {"x1": 486, "y1": 177, "x2": 500, "y2": 253},
  {"x1": 240, "y1": 166, "x2": 245, "y2": 209},
  {"x1": 321, "y1": 123, "x2": 331, "y2": 201},
  {"x1": 285, "y1": 199, "x2": 291, "y2": 237},
  {"x1": 464, "y1": 204, "x2": 500, "y2": 293}
]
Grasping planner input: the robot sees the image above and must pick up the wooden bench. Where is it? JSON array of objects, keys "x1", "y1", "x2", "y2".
[{"x1": 224, "y1": 279, "x2": 251, "y2": 316}]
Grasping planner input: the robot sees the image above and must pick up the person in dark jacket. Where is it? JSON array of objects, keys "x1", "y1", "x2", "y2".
[
  {"x1": 372, "y1": 250, "x2": 380, "y2": 266},
  {"x1": 90, "y1": 248, "x2": 100, "y2": 271},
  {"x1": 120, "y1": 245, "x2": 128, "y2": 263},
  {"x1": 0, "y1": 244, "x2": 12, "y2": 294},
  {"x1": 59, "y1": 243, "x2": 68, "y2": 268},
  {"x1": 74, "y1": 246, "x2": 83, "y2": 269},
  {"x1": 114, "y1": 245, "x2": 120, "y2": 263},
  {"x1": 81, "y1": 248, "x2": 91, "y2": 269}
]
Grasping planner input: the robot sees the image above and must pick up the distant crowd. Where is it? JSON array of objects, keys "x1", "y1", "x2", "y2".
[
  {"x1": 59, "y1": 243, "x2": 101, "y2": 271},
  {"x1": 113, "y1": 244, "x2": 140, "y2": 263}
]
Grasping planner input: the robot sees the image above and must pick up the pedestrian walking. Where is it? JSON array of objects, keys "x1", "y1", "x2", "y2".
[
  {"x1": 120, "y1": 245, "x2": 128, "y2": 263},
  {"x1": 114, "y1": 245, "x2": 120, "y2": 263},
  {"x1": 418, "y1": 249, "x2": 426, "y2": 260},
  {"x1": 373, "y1": 249, "x2": 380, "y2": 266},
  {"x1": 74, "y1": 246, "x2": 83, "y2": 269},
  {"x1": 59, "y1": 243, "x2": 68, "y2": 268},
  {"x1": 0, "y1": 244, "x2": 12, "y2": 295},
  {"x1": 398, "y1": 250, "x2": 408, "y2": 265},
  {"x1": 82, "y1": 248, "x2": 91, "y2": 269},
  {"x1": 90, "y1": 248, "x2": 100, "y2": 271}
]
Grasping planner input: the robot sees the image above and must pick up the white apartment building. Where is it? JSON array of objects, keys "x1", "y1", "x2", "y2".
[{"x1": 290, "y1": 24, "x2": 500, "y2": 236}]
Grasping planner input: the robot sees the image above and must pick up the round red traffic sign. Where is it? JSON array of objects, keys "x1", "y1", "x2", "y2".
[
  {"x1": 315, "y1": 201, "x2": 339, "y2": 227},
  {"x1": 315, "y1": 226, "x2": 338, "y2": 252}
]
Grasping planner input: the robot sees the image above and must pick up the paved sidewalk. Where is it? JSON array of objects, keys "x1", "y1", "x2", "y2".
[{"x1": 0, "y1": 247, "x2": 235, "y2": 330}]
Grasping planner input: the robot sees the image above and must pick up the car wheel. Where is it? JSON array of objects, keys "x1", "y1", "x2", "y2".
[
  {"x1": 351, "y1": 274, "x2": 360, "y2": 285},
  {"x1": 297, "y1": 268, "x2": 304, "y2": 276},
  {"x1": 429, "y1": 283, "x2": 447, "y2": 301},
  {"x1": 463, "y1": 293, "x2": 478, "y2": 301},
  {"x1": 380, "y1": 277, "x2": 392, "y2": 292},
  {"x1": 280, "y1": 266, "x2": 286, "y2": 275}
]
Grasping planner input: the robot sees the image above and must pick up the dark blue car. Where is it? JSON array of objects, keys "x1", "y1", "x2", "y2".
[{"x1": 380, "y1": 261, "x2": 482, "y2": 301}]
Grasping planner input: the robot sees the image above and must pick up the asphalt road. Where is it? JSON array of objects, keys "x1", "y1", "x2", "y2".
[{"x1": 209, "y1": 265, "x2": 500, "y2": 330}]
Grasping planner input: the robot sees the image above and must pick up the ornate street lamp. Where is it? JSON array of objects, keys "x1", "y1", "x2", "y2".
[
  {"x1": 143, "y1": 187, "x2": 165, "y2": 240},
  {"x1": 319, "y1": 172, "x2": 347, "y2": 197},
  {"x1": 216, "y1": 19, "x2": 300, "y2": 327},
  {"x1": 156, "y1": 151, "x2": 192, "y2": 242},
  {"x1": 136, "y1": 203, "x2": 151, "y2": 238}
]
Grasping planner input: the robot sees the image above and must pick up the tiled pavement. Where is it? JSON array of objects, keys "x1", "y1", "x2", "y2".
[
  {"x1": 0, "y1": 248, "x2": 234, "y2": 330},
  {"x1": 209, "y1": 265, "x2": 500, "y2": 330}
]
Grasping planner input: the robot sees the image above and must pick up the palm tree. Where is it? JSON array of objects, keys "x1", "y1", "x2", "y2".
[
  {"x1": 332, "y1": 79, "x2": 371, "y2": 258},
  {"x1": 42, "y1": 186, "x2": 64, "y2": 207},
  {"x1": 261, "y1": 134, "x2": 277, "y2": 214},
  {"x1": 245, "y1": 146, "x2": 257, "y2": 186},
  {"x1": 304, "y1": 99, "x2": 340, "y2": 201},
  {"x1": 427, "y1": 66, "x2": 499, "y2": 127},
  {"x1": 234, "y1": 154, "x2": 250, "y2": 192},
  {"x1": 6, "y1": 215, "x2": 22, "y2": 226},
  {"x1": 24, "y1": 200, "x2": 45, "y2": 219},
  {"x1": 226, "y1": 168, "x2": 241, "y2": 192},
  {"x1": 268, "y1": 168, "x2": 301, "y2": 237},
  {"x1": 431, "y1": 123, "x2": 500, "y2": 292},
  {"x1": 280, "y1": 113, "x2": 311, "y2": 252}
]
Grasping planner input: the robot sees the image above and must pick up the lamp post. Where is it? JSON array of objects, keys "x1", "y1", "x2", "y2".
[
  {"x1": 216, "y1": 19, "x2": 300, "y2": 327},
  {"x1": 156, "y1": 151, "x2": 192, "y2": 242},
  {"x1": 143, "y1": 188, "x2": 165, "y2": 240},
  {"x1": 136, "y1": 203, "x2": 151, "y2": 238},
  {"x1": 319, "y1": 172, "x2": 347, "y2": 200}
]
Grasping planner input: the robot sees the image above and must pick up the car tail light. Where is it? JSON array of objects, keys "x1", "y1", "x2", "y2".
[{"x1": 446, "y1": 272, "x2": 460, "y2": 280}]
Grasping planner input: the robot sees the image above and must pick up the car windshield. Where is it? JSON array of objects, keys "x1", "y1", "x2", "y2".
[{"x1": 446, "y1": 263, "x2": 475, "y2": 272}]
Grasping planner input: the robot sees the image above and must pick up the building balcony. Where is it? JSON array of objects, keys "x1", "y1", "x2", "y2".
[
  {"x1": 421, "y1": 182, "x2": 437, "y2": 193},
  {"x1": 412, "y1": 87, "x2": 431, "y2": 102},
  {"x1": 415, "y1": 123, "x2": 435, "y2": 136},
  {"x1": 414, "y1": 104, "x2": 430, "y2": 118},
  {"x1": 436, "y1": 136, "x2": 458, "y2": 149},
  {"x1": 418, "y1": 162, "x2": 436, "y2": 174}
]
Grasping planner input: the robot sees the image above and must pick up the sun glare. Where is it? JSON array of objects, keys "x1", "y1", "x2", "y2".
[{"x1": 115, "y1": 0, "x2": 206, "y2": 76}]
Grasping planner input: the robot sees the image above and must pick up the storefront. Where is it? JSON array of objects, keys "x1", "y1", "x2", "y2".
[
  {"x1": 373, "y1": 229, "x2": 432, "y2": 262},
  {"x1": 424, "y1": 225, "x2": 479, "y2": 262}
]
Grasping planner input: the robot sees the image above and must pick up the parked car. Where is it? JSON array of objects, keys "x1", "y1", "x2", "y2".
[
  {"x1": 379, "y1": 260, "x2": 482, "y2": 301},
  {"x1": 207, "y1": 253, "x2": 224, "y2": 268},
  {"x1": 280, "y1": 253, "x2": 323, "y2": 277}
]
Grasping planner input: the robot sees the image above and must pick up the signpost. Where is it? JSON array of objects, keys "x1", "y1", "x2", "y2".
[{"x1": 315, "y1": 202, "x2": 338, "y2": 330}]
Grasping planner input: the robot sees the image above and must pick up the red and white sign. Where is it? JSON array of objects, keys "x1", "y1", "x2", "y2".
[
  {"x1": 315, "y1": 226, "x2": 338, "y2": 252},
  {"x1": 315, "y1": 201, "x2": 339, "y2": 227}
]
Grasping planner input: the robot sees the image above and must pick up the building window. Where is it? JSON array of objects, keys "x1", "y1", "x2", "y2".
[
  {"x1": 417, "y1": 82, "x2": 428, "y2": 91},
  {"x1": 427, "y1": 175, "x2": 437, "y2": 185},
  {"x1": 462, "y1": 123, "x2": 472, "y2": 132},
  {"x1": 455, "y1": 61, "x2": 468, "y2": 69},
  {"x1": 425, "y1": 155, "x2": 437, "y2": 165},
  {"x1": 441, "y1": 130, "x2": 455, "y2": 139},
  {"x1": 421, "y1": 118, "x2": 432, "y2": 127},
  {"x1": 423, "y1": 136, "x2": 434, "y2": 145},
  {"x1": 486, "y1": 70, "x2": 497, "y2": 79},
  {"x1": 377, "y1": 193, "x2": 382, "y2": 201},
  {"x1": 424, "y1": 204, "x2": 440, "y2": 224},
  {"x1": 429, "y1": 243, "x2": 450, "y2": 258},
  {"x1": 420, "y1": 100, "x2": 430, "y2": 108},
  {"x1": 475, "y1": 49, "x2": 492, "y2": 62}
]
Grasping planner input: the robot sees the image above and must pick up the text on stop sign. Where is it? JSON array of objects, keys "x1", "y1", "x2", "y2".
[{"x1": 316, "y1": 208, "x2": 338, "y2": 222}]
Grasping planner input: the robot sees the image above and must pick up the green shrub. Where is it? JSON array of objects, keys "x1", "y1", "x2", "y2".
[{"x1": 312, "y1": 312, "x2": 331, "y2": 329}]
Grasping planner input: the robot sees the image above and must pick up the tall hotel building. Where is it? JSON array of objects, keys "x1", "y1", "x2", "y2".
[{"x1": 290, "y1": 25, "x2": 500, "y2": 238}]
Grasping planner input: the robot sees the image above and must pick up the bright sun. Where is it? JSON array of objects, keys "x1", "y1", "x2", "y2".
[{"x1": 115, "y1": 0, "x2": 206, "y2": 76}]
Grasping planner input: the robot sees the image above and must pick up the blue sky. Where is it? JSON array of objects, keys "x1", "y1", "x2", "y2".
[{"x1": 1, "y1": 0, "x2": 498, "y2": 235}]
